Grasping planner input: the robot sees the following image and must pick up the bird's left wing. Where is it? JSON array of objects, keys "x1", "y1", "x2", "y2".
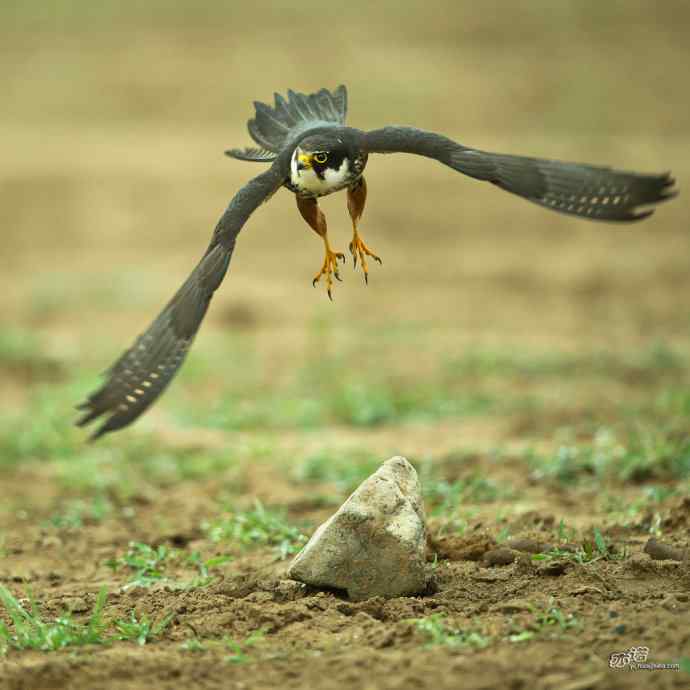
[
  {"x1": 77, "y1": 163, "x2": 285, "y2": 440},
  {"x1": 363, "y1": 126, "x2": 676, "y2": 221}
]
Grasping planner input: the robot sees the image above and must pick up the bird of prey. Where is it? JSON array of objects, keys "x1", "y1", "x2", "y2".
[{"x1": 77, "y1": 84, "x2": 677, "y2": 440}]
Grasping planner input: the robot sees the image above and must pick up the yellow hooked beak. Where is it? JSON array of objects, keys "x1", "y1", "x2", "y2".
[{"x1": 297, "y1": 152, "x2": 313, "y2": 170}]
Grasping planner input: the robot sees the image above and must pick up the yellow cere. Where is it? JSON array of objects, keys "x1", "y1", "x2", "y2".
[{"x1": 298, "y1": 153, "x2": 312, "y2": 169}]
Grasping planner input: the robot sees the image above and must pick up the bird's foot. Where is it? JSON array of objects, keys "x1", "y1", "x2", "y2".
[
  {"x1": 312, "y1": 246, "x2": 346, "y2": 300},
  {"x1": 349, "y1": 231, "x2": 382, "y2": 284}
]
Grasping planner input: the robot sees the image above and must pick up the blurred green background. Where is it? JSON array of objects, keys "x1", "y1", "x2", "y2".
[{"x1": 0, "y1": 0, "x2": 688, "y2": 466}]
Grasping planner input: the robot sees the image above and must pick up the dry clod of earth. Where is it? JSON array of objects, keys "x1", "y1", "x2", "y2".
[
  {"x1": 428, "y1": 533, "x2": 496, "y2": 561},
  {"x1": 287, "y1": 456, "x2": 428, "y2": 600},
  {"x1": 643, "y1": 537, "x2": 687, "y2": 562},
  {"x1": 506, "y1": 538, "x2": 553, "y2": 554},
  {"x1": 483, "y1": 547, "x2": 519, "y2": 567},
  {"x1": 489, "y1": 598, "x2": 534, "y2": 614}
]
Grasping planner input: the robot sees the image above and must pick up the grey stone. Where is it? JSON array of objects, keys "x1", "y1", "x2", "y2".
[{"x1": 287, "y1": 456, "x2": 427, "y2": 600}]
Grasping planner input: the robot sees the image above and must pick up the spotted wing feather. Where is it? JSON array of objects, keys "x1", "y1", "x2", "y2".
[
  {"x1": 364, "y1": 127, "x2": 676, "y2": 221},
  {"x1": 77, "y1": 165, "x2": 285, "y2": 440}
]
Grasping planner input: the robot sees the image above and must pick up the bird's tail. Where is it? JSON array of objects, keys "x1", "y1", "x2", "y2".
[
  {"x1": 245, "y1": 86, "x2": 348, "y2": 153},
  {"x1": 224, "y1": 146, "x2": 279, "y2": 163}
]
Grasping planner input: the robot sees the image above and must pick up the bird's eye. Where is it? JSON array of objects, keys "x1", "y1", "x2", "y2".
[{"x1": 313, "y1": 152, "x2": 328, "y2": 164}]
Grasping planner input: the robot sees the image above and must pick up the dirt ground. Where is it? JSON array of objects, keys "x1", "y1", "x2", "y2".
[
  {"x1": 1, "y1": 2, "x2": 689, "y2": 689},
  {"x1": 1, "y1": 461, "x2": 690, "y2": 690}
]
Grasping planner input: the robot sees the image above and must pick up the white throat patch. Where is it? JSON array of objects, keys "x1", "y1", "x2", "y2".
[{"x1": 290, "y1": 149, "x2": 351, "y2": 197}]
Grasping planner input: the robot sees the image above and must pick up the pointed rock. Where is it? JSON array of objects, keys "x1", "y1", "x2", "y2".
[{"x1": 287, "y1": 456, "x2": 428, "y2": 600}]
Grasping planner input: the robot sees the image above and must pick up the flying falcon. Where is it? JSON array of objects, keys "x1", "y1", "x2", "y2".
[{"x1": 77, "y1": 85, "x2": 677, "y2": 439}]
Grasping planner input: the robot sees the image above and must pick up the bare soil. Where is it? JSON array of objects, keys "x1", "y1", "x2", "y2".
[{"x1": 1, "y1": 456, "x2": 689, "y2": 690}]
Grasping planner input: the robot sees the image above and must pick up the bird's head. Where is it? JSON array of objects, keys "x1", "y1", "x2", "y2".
[{"x1": 290, "y1": 134, "x2": 366, "y2": 196}]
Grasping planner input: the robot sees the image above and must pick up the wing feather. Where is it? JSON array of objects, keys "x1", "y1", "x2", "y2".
[
  {"x1": 364, "y1": 127, "x2": 677, "y2": 222},
  {"x1": 76, "y1": 164, "x2": 285, "y2": 440},
  {"x1": 224, "y1": 146, "x2": 277, "y2": 163}
]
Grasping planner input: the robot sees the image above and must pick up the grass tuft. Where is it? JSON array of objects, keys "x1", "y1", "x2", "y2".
[
  {"x1": 106, "y1": 542, "x2": 231, "y2": 590},
  {"x1": 203, "y1": 500, "x2": 307, "y2": 559},
  {"x1": 412, "y1": 613, "x2": 490, "y2": 649},
  {"x1": 114, "y1": 610, "x2": 174, "y2": 646},
  {"x1": 508, "y1": 599, "x2": 578, "y2": 642},
  {"x1": 423, "y1": 472, "x2": 513, "y2": 517},
  {"x1": 106, "y1": 542, "x2": 174, "y2": 589},
  {"x1": 44, "y1": 495, "x2": 112, "y2": 530},
  {"x1": 533, "y1": 527, "x2": 626, "y2": 565},
  {"x1": 527, "y1": 425, "x2": 690, "y2": 485},
  {"x1": 0, "y1": 586, "x2": 108, "y2": 653},
  {"x1": 224, "y1": 628, "x2": 267, "y2": 664}
]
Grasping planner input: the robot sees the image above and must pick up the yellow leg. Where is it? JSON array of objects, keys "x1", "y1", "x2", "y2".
[
  {"x1": 313, "y1": 236, "x2": 345, "y2": 300},
  {"x1": 297, "y1": 195, "x2": 345, "y2": 300},
  {"x1": 347, "y1": 177, "x2": 382, "y2": 284},
  {"x1": 349, "y1": 226, "x2": 382, "y2": 284}
]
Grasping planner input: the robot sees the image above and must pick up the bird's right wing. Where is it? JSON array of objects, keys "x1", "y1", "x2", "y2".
[
  {"x1": 363, "y1": 126, "x2": 676, "y2": 221},
  {"x1": 76, "y1": 163, "x2": 286, "y2": 440}
]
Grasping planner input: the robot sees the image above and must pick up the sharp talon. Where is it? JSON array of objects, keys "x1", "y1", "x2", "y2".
[
  {"x1": 350, "y1": 232, "x2": 382, "y2": 279},
  {"x1": 312, "y1": 246, "x2": 345, "y2": 298}
]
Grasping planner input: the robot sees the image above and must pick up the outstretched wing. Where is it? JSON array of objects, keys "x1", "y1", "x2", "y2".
[
  {"x1": 76, "y1": 164, "x2": 285, "y2": 440},
  {"x1": 363, "y1": 127, "x2": 676, "y2": 221}
]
